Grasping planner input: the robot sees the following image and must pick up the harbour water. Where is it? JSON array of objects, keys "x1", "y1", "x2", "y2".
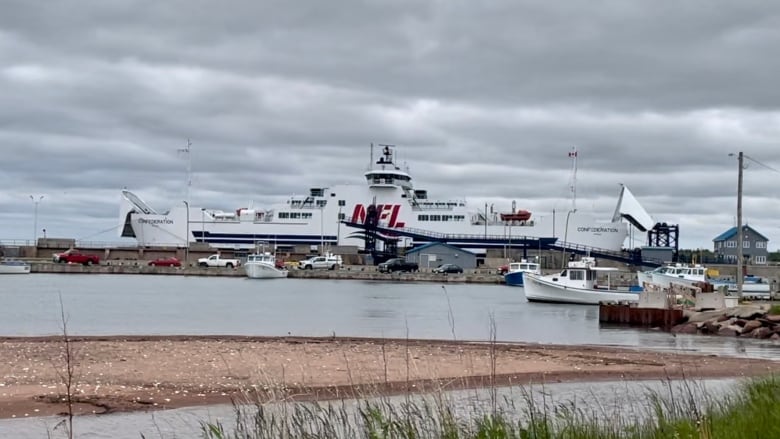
[
  {"x1": 2, "y1": 274, "x2": 778, "y2": 356},
  {"x1": 1, "y1": 274, "x2": 777, "y2": 437}
]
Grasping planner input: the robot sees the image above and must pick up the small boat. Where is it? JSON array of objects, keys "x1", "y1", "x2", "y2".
[
  {"x1": 244, "y1": 253, "x2": 288, "y2": 279},
  {"x1": 523, "y1": 257, "x2": 640, "y2": 305},
  {"x1": 0, "y1": 260, "x2": 31, "y2": 274},
  {"x1": 503, "y1": 259, "x2": 541, "y2": 287},
  {"x1": 711, "y1": 275, "x2": 771, "y2": 298},
  {"x1": 640, "y1": 263, "x2": 707, "y2": 288},
  {"x1": 499, "y1": 210, "x2": 532, "y2": 222}
]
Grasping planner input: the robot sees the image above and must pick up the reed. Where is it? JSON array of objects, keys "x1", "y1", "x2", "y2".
[{"x1": 199, "y1": 376, "x2": 780, "y2": 439}]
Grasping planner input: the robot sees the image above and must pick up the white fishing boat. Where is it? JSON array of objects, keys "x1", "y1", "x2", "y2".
[
  {"x1": 523, "y1": 257, "x2": 641, "y2": 305},
  {"x1": 244, "y1": 253, "x2": 288, "y2": 279},
  {"x1": 503, "y1": 259, "x2": 541, "y2": 287},
  {"x1": 0, "y1": 260, "x2": 31, "y2": 274},
  {"x1": 119, "y1": 145, "x2": 653, "y2": 252}
]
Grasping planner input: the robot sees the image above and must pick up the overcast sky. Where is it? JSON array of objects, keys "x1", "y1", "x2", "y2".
[{"x1": 2, "y1": 1, "x2": 779, "y2": 250}]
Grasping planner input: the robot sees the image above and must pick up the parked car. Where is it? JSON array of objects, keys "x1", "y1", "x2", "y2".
[
  {"x1": 297, "y1": 254, "x2": 342, "y2": 270},
  {"x1": 377, "y1": 258, "x2": 419, "y2": 273},
  {"x1": 148, "y1": 257, "x2": 181, "y2": 267},
  {"x1": 497, "y1": 264, "x2": 510, "y2": 275},
  {"x1": 433, "y1": 263, "x2": 464, "y2": 274},
  {"x1": 52, "y1": 249, "x2": 100, "y2": 265},
  {"x1": 198, "y1": 254, "x2": 241, "y2": 268}
]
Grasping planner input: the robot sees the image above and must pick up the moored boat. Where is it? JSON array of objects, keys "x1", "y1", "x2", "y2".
[
  {"x1": 0, "y1": 260, "x2": 31, "y2": 274},
  {"x1": 503, "y1": 259, "x2": 541, "y2": 287},
  {"x1": 244, "y1": 253, "x2": 288, "y2": 279},
  {"x1": 644, "y1": 263, "x2": 707, "y2": 288},
  {"x1": 523, "y1": 257, "x2": 640, "y2": 305}
]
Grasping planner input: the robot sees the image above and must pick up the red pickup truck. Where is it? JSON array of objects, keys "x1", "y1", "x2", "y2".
[{"x1": 53, "y1": 250, "x2": 100, "y2": 266}]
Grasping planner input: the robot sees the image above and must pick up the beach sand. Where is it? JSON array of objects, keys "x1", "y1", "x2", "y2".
[{"x1": 1, "y1": 335, "x2": 778, "y2": 419}]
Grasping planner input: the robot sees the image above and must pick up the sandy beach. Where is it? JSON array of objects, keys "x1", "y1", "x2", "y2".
[{"x1": 1, "y1": 335, "x2": 778, "y2": 419}]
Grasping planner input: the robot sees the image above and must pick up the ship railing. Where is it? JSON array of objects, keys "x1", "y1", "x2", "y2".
[{"x1": 340, "y1": 219, "x2": 544, "y2": 242}]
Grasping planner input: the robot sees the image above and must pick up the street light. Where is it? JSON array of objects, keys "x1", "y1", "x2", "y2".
[
  {"x1": 29, "y1": 195, "x2": 44, "y2": 244},
  {"x1": 183, "y1": 200, "x2": 190, "y2": 266}
]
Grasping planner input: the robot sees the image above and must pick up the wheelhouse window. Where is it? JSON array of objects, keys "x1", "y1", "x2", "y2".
[{"x1": 569, "y1": 270, "x2": 585, "y2": 281}]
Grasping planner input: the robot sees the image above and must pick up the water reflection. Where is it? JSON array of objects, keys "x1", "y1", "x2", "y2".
[{"x1": 0, "y1": 378, "x2": 739, "y2": 438}]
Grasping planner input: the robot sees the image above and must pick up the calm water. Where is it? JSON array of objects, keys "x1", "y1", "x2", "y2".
[
  {"x1": 1, "y1": 274, "x2": 778, "y2": 358},
  {"x1": 1, "y1": 274, "x2": 777, "y2": 437},
  {"x1": 0, "y1": 379, "x2": 740, "y2": 438}
]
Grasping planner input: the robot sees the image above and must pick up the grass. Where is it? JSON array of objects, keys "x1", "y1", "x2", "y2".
[
  {"x1": 199, "y1": 376, "x2": 780, "y2": 439},
  {"x1": 768, "y1": 304, "x2": 780, "y2": 315}
]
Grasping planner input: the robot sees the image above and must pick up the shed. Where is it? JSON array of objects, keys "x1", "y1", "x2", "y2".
[{"x1": 404, "y1": 242, "x2": 477, "y2": 269}]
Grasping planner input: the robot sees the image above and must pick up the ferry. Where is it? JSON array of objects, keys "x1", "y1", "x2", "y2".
[{"x1": 119, "y1": 145, "x2": 652, "y2": 251}]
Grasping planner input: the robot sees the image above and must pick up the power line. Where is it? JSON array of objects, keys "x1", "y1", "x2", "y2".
[{"x1": 743, "y1": 154, "x2": 780, "y2": 174}]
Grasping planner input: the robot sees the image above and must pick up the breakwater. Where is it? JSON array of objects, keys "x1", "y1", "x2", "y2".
[{"x1": 30, "y1": 262, "x2": 505, "y2": 283}]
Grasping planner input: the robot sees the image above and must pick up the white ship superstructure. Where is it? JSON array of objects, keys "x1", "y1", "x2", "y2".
[{"x1": 119, "y1": 145, "x2": 652, "y2": 251}]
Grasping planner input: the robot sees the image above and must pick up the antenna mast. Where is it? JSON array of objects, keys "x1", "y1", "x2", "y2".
[
  {"x1": 178, "y1": 139, "x2": 192, "y2": 204},
  {"x1": 568, "y1": 147, "x2": 578, "y2": 211}
]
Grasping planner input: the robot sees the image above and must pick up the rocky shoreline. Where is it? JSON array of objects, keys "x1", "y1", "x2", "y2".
[{"x1": 673, "y1": 305, "x2": 780, "y2": 339}]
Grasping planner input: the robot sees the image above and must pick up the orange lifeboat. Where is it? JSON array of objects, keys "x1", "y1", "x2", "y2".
[{"x1": 500, "y1": 210, "x2": 532, "y2": 222}]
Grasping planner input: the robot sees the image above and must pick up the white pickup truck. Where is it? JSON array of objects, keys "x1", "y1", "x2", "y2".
[
  {"x1": 297, "y1": 254, "x2": 342, "y2": 270},
  {"x1": 198, "y1": 254, "x2": 241, "y2": 269}
]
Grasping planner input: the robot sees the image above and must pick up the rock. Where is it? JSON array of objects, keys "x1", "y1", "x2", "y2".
[
  {"x1": 771, "y1": 333, "x2": 780, "y2": 340},
  {"x1": 717, "y1": 325, "x2": 741, "y2": 337},
  {"x1": 751, "y1": 327, "x2": 773, "y2": 339},
  {"x1": 757, "y1": 318, "x2": 778, "y2": 327},
  {"x1": 766, "y1": 314, "x2": 780, "y2": 323},
  {"x1": 672, "y1": 323, "x2": 698, "y2": 334},
  {"x1": 741, "y1": 320, "x2": 762, "y2": 334},
  {"x1": 734, "y1": 319, "x2": 747, "y2": 328},
  {"x1": 705, "y1": 321, "x2": 722, "y2": 334},
  {"x1": 716, "y1": 314, "x2": 731, "y2": 322},
  {"x1": 686, "y1": 309, "x2": 728, "y2": 323},
  {"x1": 726, "y1": 306, "x2": 765, "y2": 320}
]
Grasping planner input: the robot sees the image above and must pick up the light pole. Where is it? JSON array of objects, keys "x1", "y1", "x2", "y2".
[
  {"x1": 29, "y1": 195, "x2": 44, "y2": 244},
  {"x1": 183, "y1": 200, "x2": 190, "y2": 265}
]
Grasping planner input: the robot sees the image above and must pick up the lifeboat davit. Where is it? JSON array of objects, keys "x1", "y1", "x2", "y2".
[{"x1": 500, "y1": 210, "x2": 532, "y2": 222}]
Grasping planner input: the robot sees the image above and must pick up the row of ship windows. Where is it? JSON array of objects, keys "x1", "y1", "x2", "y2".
[
  {"x1": 719, "y1": 241, "x2": 766, "y2": 249},
  {"x1": 279, "y1": 212, "x2": 314, "y2": 219},
  {"x1": 417, "y1": 215, "x2": 466, "y2": 221}
]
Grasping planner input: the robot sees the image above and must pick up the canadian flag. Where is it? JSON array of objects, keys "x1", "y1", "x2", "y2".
[{"x1": 568, "y1": 150, "x2": 578, "y2": 157}]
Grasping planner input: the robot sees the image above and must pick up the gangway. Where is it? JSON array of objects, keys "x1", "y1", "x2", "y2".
[
  {"x1": 341, "y1": 218, "x2": 557, "y2": 249},
  {"x1": 548, "y1": 241, "x2": 664, "y2": 268}
]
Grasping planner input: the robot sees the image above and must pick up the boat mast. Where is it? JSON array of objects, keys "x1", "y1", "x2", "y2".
[{"x1": 568, "y1": 147, "x2": 578, "y2": 212}]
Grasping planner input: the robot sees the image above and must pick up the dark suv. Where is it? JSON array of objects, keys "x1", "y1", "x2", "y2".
[{"x1": 433, "y1": 264, "x2": 463, "y2": 274}]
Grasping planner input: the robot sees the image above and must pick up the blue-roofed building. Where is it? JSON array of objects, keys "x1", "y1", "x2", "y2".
[
  {"x1": 404, "y1": 242, "x2": 477, "y2": 270},
  {"x1": 713, "y1": 225, "x2": 769, "y2": 265}
]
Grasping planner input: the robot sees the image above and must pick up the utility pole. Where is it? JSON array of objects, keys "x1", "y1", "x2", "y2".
[
  {"x1": 183, "y1": 200, "x2": 190, "y2": 266},
  {"x1": 736, "y1": 151, "x2": 744, "y2": 298}
]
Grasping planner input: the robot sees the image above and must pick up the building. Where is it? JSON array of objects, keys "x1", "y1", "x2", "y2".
[
  {"x1": 713, "y1": 225, "x2": 769, "y2": 265},
  {"x1": 404, "y1": 242, "x2": 477, "y2": 269}
]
